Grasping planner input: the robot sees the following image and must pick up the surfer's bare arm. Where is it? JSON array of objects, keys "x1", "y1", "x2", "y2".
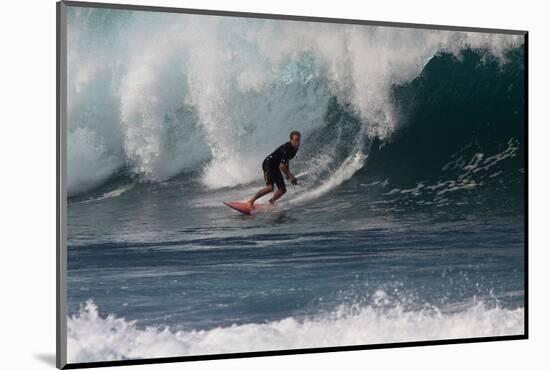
[
  {"x1": 280, "y1": 163, "x2": 297, "y2": 185},
  {"x1": 279, "y1": 163, "x2": 291, "y2": 178}
]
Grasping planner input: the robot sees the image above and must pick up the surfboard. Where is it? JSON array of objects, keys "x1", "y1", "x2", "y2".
[{"x1": 223, "y1": 201, "x2": 273, "y2": 215}]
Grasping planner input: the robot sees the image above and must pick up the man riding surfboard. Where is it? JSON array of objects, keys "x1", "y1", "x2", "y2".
[{"x1": 246, "y1": 131, "x2": 301, "y2": 209}]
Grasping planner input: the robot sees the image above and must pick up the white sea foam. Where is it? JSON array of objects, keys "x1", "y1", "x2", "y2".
[
  {"x1": 80, "y1": 184, "x2": 135, "y2": 204},
  {"x1": 289, "y1": 151, "x2": 367, "y2": 205},
  {"x1": 67, "y1": 298, "x2": 523, "y2": 363},
  {"x1": 67, "y1": 127, "x2": 123, "y2": 196}
]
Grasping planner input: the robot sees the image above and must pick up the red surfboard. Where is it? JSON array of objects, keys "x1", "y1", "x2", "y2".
[{"x1": 223, "y1": 201, "x2": 273, "y2": 215}]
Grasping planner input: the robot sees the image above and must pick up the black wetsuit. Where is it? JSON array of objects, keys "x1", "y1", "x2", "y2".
[{"x1": 262, "y1": 142, "x2": 298, "y2": 193}]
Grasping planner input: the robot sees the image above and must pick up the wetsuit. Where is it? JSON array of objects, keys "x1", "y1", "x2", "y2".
[{"x1": 262, "y1": 142, "x2": 298, "y2": 193}]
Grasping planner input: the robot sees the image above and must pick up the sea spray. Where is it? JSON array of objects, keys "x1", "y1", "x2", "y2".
[{"x1": 67, "y1": 296, "x2": 524, "y2": 363}]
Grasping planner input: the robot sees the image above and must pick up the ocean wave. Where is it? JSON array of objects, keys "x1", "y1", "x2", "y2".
[
  {"x1": 364, "y1": 46, "x2": 525, "y2": 186},
  {"x1": 66, "y1": 7, "x2": 523, "y2": 196},
  {"x1": 67, "y1": 295, "x2": 523, "y2": 363}
]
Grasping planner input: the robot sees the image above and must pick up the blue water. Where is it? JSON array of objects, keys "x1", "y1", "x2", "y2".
[
  {"x1": 66, "y1": 165, "x2": 525, "y2": 362},
  {"x1": 68, "y1": 184, "x2": 524, "y2": 331}
]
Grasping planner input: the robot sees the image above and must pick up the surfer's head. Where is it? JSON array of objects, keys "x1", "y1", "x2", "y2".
[{"x1": 289, "y1": 130, "x2": 301, "y2": 149}]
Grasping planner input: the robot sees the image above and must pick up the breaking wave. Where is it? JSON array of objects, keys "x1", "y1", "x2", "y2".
[
  {"x1": 66, "y1": 7, "x2": 523, "y2": 197},
  {"x1": 67, "y1": 295, "x2": 523, "y2": 363}
]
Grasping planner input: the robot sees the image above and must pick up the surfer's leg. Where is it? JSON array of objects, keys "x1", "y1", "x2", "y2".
[
  {"x1": 247, "y1": 185, "x2": 273, "y2": 208},
  {"x1": 269, "y1": 172, "x2": 287, "y2": 204},
  {"x1": 269, "y1": 187, "x2": 286, "y2": 204},
  {"x1": 247, "y1": 163, "x2": 277, "y2": 208}
]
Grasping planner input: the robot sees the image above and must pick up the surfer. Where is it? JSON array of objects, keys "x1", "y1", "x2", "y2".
[{"x1": 246, "y1": 131, "x2": 301, "y2": 209}]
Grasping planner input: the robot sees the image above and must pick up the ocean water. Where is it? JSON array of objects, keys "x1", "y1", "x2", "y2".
[{"x1": 65, "y1": 7, "x2": 525, "y2": 364}]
